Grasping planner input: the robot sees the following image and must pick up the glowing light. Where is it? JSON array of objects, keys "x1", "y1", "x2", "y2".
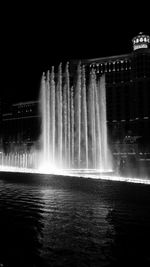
[{"x1": 134, "y1": 44, "x2": 148, "y2": 50}]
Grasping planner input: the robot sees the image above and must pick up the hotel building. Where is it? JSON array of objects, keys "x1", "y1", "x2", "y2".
[
  {"x1": 1, "y1": 32, "x2": 150, "y2": 155},
  {"x1": 81, "y1": 32, "x2": 150, "y2": 153}
]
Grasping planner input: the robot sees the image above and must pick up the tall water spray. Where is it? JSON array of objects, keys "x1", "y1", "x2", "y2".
[{"x1": 40, "y1": 63, "x2": 111, "y2": 171}]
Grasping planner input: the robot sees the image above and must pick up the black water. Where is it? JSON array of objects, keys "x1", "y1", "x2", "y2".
[{"x1": 0, "y1": 172, "x2": 150, "y2": 266}]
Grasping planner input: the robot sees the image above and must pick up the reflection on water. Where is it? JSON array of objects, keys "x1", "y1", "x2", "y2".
[
  {"x1": 40, "y1": 188, "x2": 114, "y2": 266},
  {"x1": 0, "y1": 174, "x2": 150, "y2": 266}
]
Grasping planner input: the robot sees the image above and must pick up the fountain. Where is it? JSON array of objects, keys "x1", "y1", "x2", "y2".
[
  {"x1": 1, "y1": 61, "x2": 150, "y2": 185},
  {"x1": 0, "y1": 63, "x2": 111, "y2": 173},
  {"x1": 0, "y1": 62, "x2": 112, "y2": 174},
  {"x1": 39, "y1": 62, "x2": 112, "y2": 173}
]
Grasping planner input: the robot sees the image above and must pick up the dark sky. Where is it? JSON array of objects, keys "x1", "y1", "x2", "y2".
[{"x1": 1, "y1": 3, "x2": 149, "y2": 103}]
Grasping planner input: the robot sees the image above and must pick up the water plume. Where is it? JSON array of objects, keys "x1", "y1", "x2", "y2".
[{"x1": 40, "y1": 62, "x2": 112, "y2": 171}]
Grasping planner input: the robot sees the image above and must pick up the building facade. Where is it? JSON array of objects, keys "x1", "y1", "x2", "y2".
[
  {"x1": 81, "y1": 32, "x2": 150, "y2": 154},
  {"x1": 1, "y1": 101, "x2": 40, "y2": 153}
]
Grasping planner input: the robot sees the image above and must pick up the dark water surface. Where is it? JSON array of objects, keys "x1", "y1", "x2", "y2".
[{"x1": 0, "y1": 172, "x2": 150, "y2": 266}]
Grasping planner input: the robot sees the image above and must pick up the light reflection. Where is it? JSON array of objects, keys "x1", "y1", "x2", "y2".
[{"x1": 0, "y1": 166, "x2": 150, "y2": 185}]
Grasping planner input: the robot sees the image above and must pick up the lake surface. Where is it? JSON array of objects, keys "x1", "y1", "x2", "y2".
[{"x1": 0, "y1": 172, "x2": 150, "y2": 266}]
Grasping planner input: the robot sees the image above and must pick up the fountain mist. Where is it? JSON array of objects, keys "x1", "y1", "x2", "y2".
[{"x1": 40, "y1": 63, "x2": 112, "y2": 171}]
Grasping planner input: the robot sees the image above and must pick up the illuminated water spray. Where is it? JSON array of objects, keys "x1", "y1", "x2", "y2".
[
  {"x1": 1, "y1": 61, "x2": 150, "y2": 186},
  {"x1": 40, "y1": 63, "x2": 112, "y2": 171}
]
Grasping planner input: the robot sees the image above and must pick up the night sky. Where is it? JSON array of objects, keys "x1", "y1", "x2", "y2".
[{"x1": 1, "y1": 3, "x2": 149, "y2": 104}]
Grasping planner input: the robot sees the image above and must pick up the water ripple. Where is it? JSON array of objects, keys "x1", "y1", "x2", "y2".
[{"x1": 0, "y1": 174, "x2": 150, "y2": 266}]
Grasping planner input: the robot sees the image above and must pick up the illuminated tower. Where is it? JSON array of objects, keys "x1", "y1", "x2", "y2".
[{"x1": 132, "y1": 32, "x2": 150, "y2": 51}]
